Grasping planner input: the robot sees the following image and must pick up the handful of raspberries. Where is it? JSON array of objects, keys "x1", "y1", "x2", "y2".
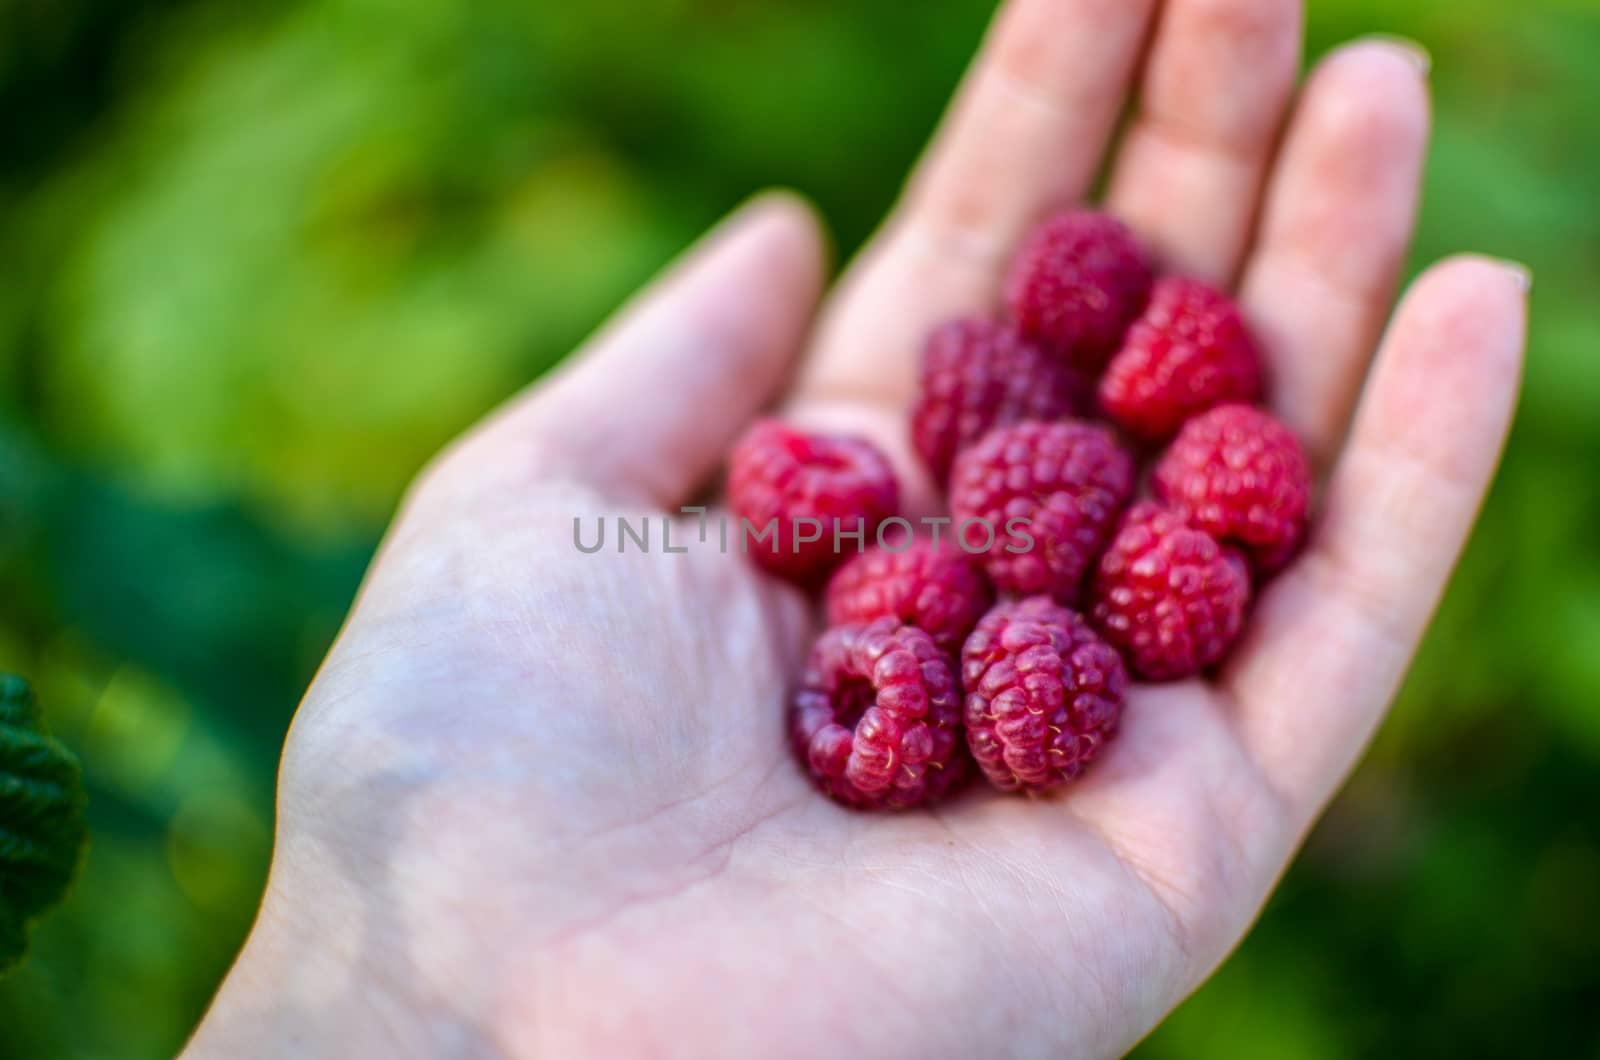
[{"x1": 728, "y1": 209, "x2": 1312, "y2": 809}]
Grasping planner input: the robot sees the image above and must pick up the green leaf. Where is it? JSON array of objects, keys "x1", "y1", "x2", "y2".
[{"x1": 0, "y1": 674, "x2": 87, "y2": 974}]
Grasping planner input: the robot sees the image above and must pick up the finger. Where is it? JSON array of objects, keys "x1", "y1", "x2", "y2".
[
  {"x1": 1104, "y1": 0, "x2": 1304, "y2": 284},
  {"x1": 1237, "y1": 38, "x2": 1432, "y2": 467},
  {"x1": 898, "y1": 0, "x2": 1162, "y2": 264},
  {"x1": 442, "y1": 193, "x2": 828, "y2": 507},
  {"x1": 1224, "y1": 256, "x2": 1528, "y2": 822},
  {"x1": 794, "y1": 0, "x2": 1159, "y2": 410}
]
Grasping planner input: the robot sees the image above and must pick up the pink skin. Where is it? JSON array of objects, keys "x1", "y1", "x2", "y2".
[{"x1": 186, "y1": 3, "x2": 1525, "y2": 1059}]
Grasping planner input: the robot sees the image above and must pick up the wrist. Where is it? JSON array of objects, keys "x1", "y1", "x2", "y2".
[{"x1": 184, "y1": 853, "x2": 511, "y2": 1059}]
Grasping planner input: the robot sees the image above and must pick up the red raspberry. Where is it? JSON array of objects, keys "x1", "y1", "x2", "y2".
[
  {"x1": 910, "y1": 317, "x2": 1089, "y2": 485},
  {"x1": 728, "y1": 419, "x2": 900, "y2": 585},
  {"x1": 948, "y1": 420, "x2": 1136, "y2": 602},
  {"x1": 1089, "y1": 502, "x2": 1251, "y2": 681},
  {"x1": 825, "y1": 537, "x2": 993, "y2": 655},
  {"x1": 791, "y1": 618, "x2": 968, "y2": 809},
  {"x1": 961, "y1": 597, "x2": 1126, "y2": 793},
  {"x1": 1005, "y1": 209, "x2": 1154, "y2": 372},
  {"x1": 1098, "y1": 277, "x2": 1266, "y2": 441},
  {"x1": 1152, "y1": 403, "x2": 1312, "y2": 573}
]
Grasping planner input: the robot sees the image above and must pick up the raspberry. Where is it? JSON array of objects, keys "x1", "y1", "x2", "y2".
[
  {"x1": 1152, "y1": 403, "x2": 1312, "y2": 573},
  {"x1": 948, "y1": 420, "x2": 1136, "y2": 602},
  {"x1": 910, "y1": 317, "x2": 1089, "y2": 485},
  {"x1": 1005, "y1": 209, "x2": 1154, "y2": 372},
  {"x1": 961, "y1": 597, "x2": 1126, "y2": 793},
  {"x1": 728, "y1": 419, "x2": 900, "y2": 585},
  {"x1": 1098, "y1": 277, "x2": 1266, "y2": 441},
  {"x1": 825, "y1": 537, "x2": 993, "y2": 655},
  {"x1": 1089, "y1": 502, "x2": 1251, "y2": 681},
  {"x1": 791, "y1": 619, "x2": 968, "y2": 809}
]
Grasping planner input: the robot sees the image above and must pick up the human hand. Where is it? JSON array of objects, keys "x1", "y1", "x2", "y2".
[{"x1": 186, "y1": 1, "x2": 1527, "y2": 1057}]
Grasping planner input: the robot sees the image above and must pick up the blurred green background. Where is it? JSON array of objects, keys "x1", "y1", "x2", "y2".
[{"x1": 1, "y1": 0, "x2": 1597, "y2": 1055}]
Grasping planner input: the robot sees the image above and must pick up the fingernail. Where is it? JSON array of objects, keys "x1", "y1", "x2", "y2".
[
  {"x1": 1361, "y1": 34, "x2": 1432, "y2": 76},
  {"x1": 1497, "y1": 259, "x2": 1534, "y2": 293}
]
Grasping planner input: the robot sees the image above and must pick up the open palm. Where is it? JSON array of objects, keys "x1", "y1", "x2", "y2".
[{"x1": 189, "y1": 2, "x2": 1526, "y2": 1057}]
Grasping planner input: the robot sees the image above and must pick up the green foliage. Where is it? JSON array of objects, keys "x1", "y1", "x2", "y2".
[
  {"x1": 0, "y1": 675, "x2": 87, "y2": 974},
  {"x1": 0, "y1": 0, "x2": 1597, "y2": 1056}
]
